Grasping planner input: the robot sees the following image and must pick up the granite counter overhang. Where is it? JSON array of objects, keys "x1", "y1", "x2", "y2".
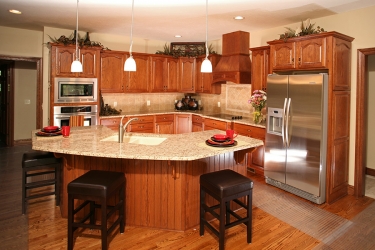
[
  {"x1": 31, "y1": 125, "x2": 264, "y2": 161},
  {"x1": 100, "y1": 109, "x2": 266, "y2": 129}
]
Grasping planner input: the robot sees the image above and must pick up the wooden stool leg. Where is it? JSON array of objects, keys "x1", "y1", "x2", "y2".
[
  {"x1": 90, "y1": 201, "x2": 95, "y2": 226},
  {"x1": 225, "y1": 201, "x2": 230, "y2": 224},
  {"x1": 22, "y1": 169, "x2": 26, "y2": 214},
  {"x1": 199, "y1": 188, "x2": 205, "y2": 236},
  {"x1": 120, "y1": 185, "x2": 125, "y2": 233},
  {"x1": 68, "y1": 195, "x2": 74, "y2": 250},
  {"x1": 219, "y1": 199, "x2": 226, "y2": 250},
  {"x1": 247, "y1": 191, "x2": 252, "y2": 243},
  {"x1": 101, "y1": 198, "x2": 108, "y2": 250}
]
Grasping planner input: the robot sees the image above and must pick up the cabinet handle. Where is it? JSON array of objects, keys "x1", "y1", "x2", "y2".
[
  {"x1": 298, "y1": 57, "x2": 301, "y2": 65},
  {"x1": 291, "y1": 58, "x2": 294, "y2": 62}
]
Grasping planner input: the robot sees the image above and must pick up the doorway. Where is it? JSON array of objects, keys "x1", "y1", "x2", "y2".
[
  {"x1": 354, "y1": 48, "x2": 375, "y2": 197},
  {"x1": 0, "y1": 55, "x2": 43, "y2": 147}
]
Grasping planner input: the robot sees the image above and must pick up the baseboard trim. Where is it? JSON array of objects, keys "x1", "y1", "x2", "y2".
[
  {"x1": 14, "y1": 139, "x2": 32, "y2": 146},
  {"x1": 366, "y1": 168, "x2": 375, "y2": 177}
]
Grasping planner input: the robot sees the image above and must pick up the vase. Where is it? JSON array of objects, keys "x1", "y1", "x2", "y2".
[{"x1": 253, "y1": 108, "x2": 263, "y2": 124}]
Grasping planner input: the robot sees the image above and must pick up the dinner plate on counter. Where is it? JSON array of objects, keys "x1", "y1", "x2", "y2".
[
  {"x1": 41, "y1": 126, "x2": 61, "y2": 133},
  {"x1": 205, "y1": 139, "x2": 237, "y2": 147},
  {"x1": 210, "y1": 137, "x2": 231, "y2": 143},
  {"x1": 35, "y1": 131, "x2": 62, "y2": 137}
]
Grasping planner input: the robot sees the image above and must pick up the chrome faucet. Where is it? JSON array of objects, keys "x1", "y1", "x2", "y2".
[{"x1": 118, "y1": 116, "x2": 139, "y2": 143}]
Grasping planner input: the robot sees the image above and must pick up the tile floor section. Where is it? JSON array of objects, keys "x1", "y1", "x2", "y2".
[{"x1": 365, "y1": 175, "x2": 375, "y2": 199}]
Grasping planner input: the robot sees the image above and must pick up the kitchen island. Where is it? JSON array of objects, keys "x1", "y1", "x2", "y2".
[{"x1": 32, "y1": 125, "x2": 263, "y2": 231}]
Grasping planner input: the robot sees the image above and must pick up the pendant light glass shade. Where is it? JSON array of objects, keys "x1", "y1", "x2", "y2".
[
  {"x1": 124, "y1": 55, "x2": 136, "y2": 71},
  {"x1": 71, "y1": 0, "x2": 83, "y2": 73},
  {"x1": 124, "y1": 0, "x2": 136, "y2": 71},
  {"x1": 201, "y1": 0, "x2": 212, "y2": 73}
]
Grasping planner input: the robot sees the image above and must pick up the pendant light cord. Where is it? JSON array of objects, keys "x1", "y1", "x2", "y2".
[
  {"x1": 205, "y1": 0, "x2": 209, "y2": 58},
  {"x1": 129, "y1": 0, "x2": 134, "y2": 56},
  {"x1": 75, "y1": 0, "x2": 79, "y2": 61}
]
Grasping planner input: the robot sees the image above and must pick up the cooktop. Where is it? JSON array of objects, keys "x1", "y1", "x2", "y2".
[{"x1": 207, "y1": 114, "x2": 243, "y2": 120}]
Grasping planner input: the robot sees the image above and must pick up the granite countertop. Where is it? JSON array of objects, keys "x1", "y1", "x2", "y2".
[
  {"x1": 100, "y1": 110, "x2": 266, "y2": 129},
  {"x1": 31, "y1": 126, "x2": 263, "y2": 161}
]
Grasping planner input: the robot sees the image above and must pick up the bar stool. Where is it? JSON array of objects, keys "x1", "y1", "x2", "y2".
[
  {"x1": 200, "y1": 169, "x2": 253, "y2": 250},
  {"x1": 22, "y1": 150, "x2": 62, "y2": 214},
  {"x1": 67, "y1": 170, "x2": 125, "y2": 250}
]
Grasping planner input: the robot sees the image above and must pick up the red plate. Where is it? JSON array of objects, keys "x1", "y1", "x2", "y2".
[{"x1": 42, "y1": 126, "x2": 60, "y2": 132}]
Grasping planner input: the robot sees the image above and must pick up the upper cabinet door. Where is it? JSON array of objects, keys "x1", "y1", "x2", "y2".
[
  {"x1": 298, "y1": 37, "x2": 326, "y2": 69},
  {"x1": 179, "y1": 57, "x2": 195, "y2": 92},
  {"x1": 166, "y1": 57, "x2": 179, "y2": 92},
  {"x1": 270, "y1": 42, "x2": 296, "y2": 70},
  {"x1": 150, "y1": 56, "x2": 167, "y2": 92},
  {"x1": 125, "y1": 54, "x2": 150, "y2": 93},
  {"x1": 100, "y1": 52, "x2": 125, "y2": 93},
  {"x1": 80, "y1": 48, "x2": 99, "y2": 78},
  {"x1": 250, "y1": 46, "x2": 270, "y2": 92}
]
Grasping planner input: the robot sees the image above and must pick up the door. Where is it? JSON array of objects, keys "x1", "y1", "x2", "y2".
[
  {"x1": 0, "y1": 63, "x2": 11, "y2": 146},
  {"x1": 264, "y1": 75, "x2": 288, "y2": 182},
  {"x1": 286, "y1": 74, "x2": 326, "y2": 196}
]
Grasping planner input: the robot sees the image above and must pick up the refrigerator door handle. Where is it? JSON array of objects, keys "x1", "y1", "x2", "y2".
[
  {"x1": 285, "y1": 98, "x2": 292, "y2": 147},
  {"x1": 281, "y1": 98, "x2": 288, "y2": 147}
]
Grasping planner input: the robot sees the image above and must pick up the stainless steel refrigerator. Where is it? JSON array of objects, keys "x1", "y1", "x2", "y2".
[{"x1": 264, "y1": 73, "x2": 328, "y2": 204}]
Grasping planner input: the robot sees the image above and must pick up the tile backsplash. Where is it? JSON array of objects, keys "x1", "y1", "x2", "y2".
[{"x1": 102, "y1": 83, "x2": 253, "y2": 117}]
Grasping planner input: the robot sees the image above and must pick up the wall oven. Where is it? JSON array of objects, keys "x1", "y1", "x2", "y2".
[
  {"x1": 53, "y1": 105, "x2": 98, "y2": 127},
  {"x1": 54, "y1": 77, "x2": 98, "y2": 103}
]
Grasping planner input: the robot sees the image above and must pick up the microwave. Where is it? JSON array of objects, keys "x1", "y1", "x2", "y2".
[{"x1": 54, "y1": 77, "x2": 98, "y2": 103}]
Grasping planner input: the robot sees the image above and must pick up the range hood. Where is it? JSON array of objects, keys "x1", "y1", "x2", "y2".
[{"x1": 212, "y1": 31, "x2": 251, "y2": 84}]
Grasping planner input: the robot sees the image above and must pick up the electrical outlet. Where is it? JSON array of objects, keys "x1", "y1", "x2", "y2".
[
  {"x1": 217, "y1": 102, "x2": 220, "y2": 107},
  {"x1": 147, "y1": 100, "x2": 150, "y2": 106},
  {"x1": 114, "y1": 101, "x2": 117, "y2": 107},
  {"x1": 24, "y1": 99, "x2": 30, "y2": 104}
]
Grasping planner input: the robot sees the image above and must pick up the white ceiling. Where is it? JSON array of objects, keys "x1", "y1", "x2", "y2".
[{"x1": 1, "y1": 0, "x2": 374, "y2": 42}]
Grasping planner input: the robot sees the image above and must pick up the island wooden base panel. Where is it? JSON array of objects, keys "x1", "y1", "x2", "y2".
[{"x1": 59, "y1": 151, "x2": 249, "y2": 231}]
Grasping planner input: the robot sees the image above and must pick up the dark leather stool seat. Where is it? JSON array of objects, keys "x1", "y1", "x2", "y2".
[
  {"x1": 67, "y1": 170, "x2": 125, "y2": 250},
  {"x1": 22, "y1": 150, "x2": 62, "y2": 214},
  {"x1": 200, "y1": 169, "x2": 253, "y2": 250}
]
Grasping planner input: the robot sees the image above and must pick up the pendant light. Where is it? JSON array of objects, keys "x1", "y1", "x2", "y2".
[
  {"x1": 71, "y1": 0, "x2": 83, "y2": 72},
  {"x1": 124, "y1": 0, "x2": 136, "y2": 71},
  {"x1": 201, "y1": 0, "x2": 212, "y2": 73}
]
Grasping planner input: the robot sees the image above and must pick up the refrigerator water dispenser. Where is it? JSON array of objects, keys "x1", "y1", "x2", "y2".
[{"x1": 267, "y1": 107, "x2": 283, "y2": 135}]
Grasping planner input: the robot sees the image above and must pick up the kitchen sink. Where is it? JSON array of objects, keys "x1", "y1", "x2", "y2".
[{"x1": 101, "y1": 135, "x2": 167, "y2": 145}]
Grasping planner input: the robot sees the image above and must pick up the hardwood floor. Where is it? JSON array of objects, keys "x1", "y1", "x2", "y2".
[{"x1": 0, "y1": 144, "x2": 374, "y2": 249}]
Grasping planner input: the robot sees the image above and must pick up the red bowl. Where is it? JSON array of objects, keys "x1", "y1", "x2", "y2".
[
  {"x1": 213, "y1": 134, "x2": 228, "y2": 141},
  {"x1": 43, "y1": 126, "x2": 59, "y2": 132}
]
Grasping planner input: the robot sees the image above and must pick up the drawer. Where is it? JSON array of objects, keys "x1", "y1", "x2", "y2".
[
  {"x1": 155, "y1": 114, "x2": 174, "y2": 122},
  {"x1": 204, "y1": 118, "x2": 228, "y2": 131},
  {"x1": 192, "y1": 114, "x2": 203, "y2": 123},
  {"x1": 100, "y1": 118, "x2": 121, "y2": 126},
  {"x1": 233, "y1": 123, "x2": 265, "y2": 139},
  {"x1": 129, "y1": 115, "x2": 154, "y2": 124},
  {"x1": 128, "y1": 122, "x2": 154, "y2": 132}
]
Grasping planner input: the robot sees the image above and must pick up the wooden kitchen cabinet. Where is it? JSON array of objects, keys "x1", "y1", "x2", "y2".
[
  {"x1": 125, "y1": 54, "x2": 150, "y2": 93},
  {"x1": 150, "y1": 56, "x2": 179, "y2": 92},
  {"x1": 195, "y1": 54, "x2": 222, "y2": 94},
  {"x1": 155, "y1": 114, "x2": 174, "y2": 134},
  {"x1": 175, "y1": 114, "x2": 191, "y2": 134},
  {"x1": 100, "y1": 51, "x2": 125, "y2": 93},
  {"x1": 203, "y1": 118, "x2": 228, "y2": 131},
  {"x1": 178, "y1": 57, "x2": 195, "y2": 92},
  {"x1": 127, "y1": 115, "x2": 154, "y2": 133},
  {"x1": 250, "y1": 46, "x2": 270, "y2": 92},
  {"x1": 191, "y1": 115, "x2": 203, "y2": 132},
  {"x1": 234, "y1": 123, "x2": 265, "y2": 176},
  {"x1": 51, "y1": 44, "x2": 100, "y2": 78},
  {"x1": 100, "y1": 117, "x2": 122, "y2": 131},
  {"x1": 268, "y1": 36, "x2": 326, "y2": 71}
]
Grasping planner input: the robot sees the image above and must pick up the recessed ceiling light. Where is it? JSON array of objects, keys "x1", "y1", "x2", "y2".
[
  {"x1": 175, "y1": 35, "x2": 182, "y2": 38},
  {"x1": 9, "y1": 9, "x2": 22, "y2": 14},
  {"x1": 234, "y1": 16, "x2": 244, "y2": 20}
]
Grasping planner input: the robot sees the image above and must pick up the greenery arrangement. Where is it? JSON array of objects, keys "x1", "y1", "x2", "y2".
[
  {"x1": 279, "y1": 18, "x2": 325, "y2": 41},
  {"x1": 155, "y1": 43, "x2": 217, "y2": 58},
  {"x1": 47, "y1": 31, "x2": 110, "y2": 50}
]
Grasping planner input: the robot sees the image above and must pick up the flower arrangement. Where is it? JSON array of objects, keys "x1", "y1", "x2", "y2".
[{"x1": 248, "y1": 90, "x2": 267, "y2": 123}]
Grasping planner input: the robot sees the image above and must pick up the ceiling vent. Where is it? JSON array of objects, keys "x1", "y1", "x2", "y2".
[{"x1": 212, "y1": 31, "x2": 251, "y2": 84}]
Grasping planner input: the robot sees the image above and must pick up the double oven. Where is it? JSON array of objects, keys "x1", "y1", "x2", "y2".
[{"x1": 52, "y1": 77, "x2": 98, "y2": 127}]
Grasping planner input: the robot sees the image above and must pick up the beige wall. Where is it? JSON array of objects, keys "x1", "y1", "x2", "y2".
[
  {"x1": 14, "y1": 61, "x2": 37, "y2": 140},
  {"x1": 249, "y1": 5, "x2": 375, "y2": 185},
  {"x1": 367, "y1": 55, "x2": 375, "y2": 169}
]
